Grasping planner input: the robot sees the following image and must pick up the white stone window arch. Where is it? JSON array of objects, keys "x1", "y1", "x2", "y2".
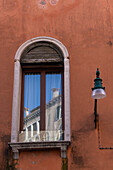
[{"x1": 9, "y1": 36, "x2": 70, "y2": 159}]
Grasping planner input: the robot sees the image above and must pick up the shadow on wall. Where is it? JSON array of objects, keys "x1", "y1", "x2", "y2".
[
  {"x1": 0, "y1": 134, "x2": 17, "y2": 170},
  {"x1": 70, "y1": 114, "x2": 95, "y2": 169}
]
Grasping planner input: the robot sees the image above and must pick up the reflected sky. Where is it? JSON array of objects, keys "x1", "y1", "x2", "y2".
[{"x1": 24, "y1": 74, "x2": 40, "y2": 117}]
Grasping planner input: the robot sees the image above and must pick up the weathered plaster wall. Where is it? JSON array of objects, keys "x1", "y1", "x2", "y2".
[{"x1": 1, "y1": 0, "x2": 113, "y2": 169}]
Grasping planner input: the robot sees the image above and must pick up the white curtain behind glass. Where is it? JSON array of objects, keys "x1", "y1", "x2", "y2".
[{"x1": 24, "y1": 73, "x2": 40, "y2": 117}]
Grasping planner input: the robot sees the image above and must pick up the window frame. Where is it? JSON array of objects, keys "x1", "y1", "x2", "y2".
[
  {"x1": 9, "y1": 37, "x2": 70, "y2": 159},
  {"x1": 20, "y1": 66, "x2": 64, "y2": 139}
]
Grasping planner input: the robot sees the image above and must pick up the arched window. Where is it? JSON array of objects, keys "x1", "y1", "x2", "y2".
[{"x1": 9, "y1": 37, "x2": 70, "y2": 159}]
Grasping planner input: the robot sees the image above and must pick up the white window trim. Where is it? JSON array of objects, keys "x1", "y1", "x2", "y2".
[{"x1": 10, "y1": 36, "x2": 70, "y2": 159}]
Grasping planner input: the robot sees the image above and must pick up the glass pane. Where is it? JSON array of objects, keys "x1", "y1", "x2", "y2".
[
  {"x1": 19, "y1": 72, "x2": 64, "y2": 142},
  {"x1": 24, "y1": 74, "x2": 40, "y2": 116},
  {"x1": 19, "y1": 73, "x2": 41, "y2": 142},
  {"x1": 45, "y1": 73, "x2": 63, "y2": 141}
]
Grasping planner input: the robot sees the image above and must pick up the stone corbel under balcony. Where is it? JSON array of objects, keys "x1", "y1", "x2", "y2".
[{"x1": 9, "y1": 141, "x2": 70, "y2": 160}]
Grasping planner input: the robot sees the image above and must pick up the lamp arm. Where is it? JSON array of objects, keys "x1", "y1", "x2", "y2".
[{"x1": 94, "y1": 99, "x2": 99, "y2": 129}]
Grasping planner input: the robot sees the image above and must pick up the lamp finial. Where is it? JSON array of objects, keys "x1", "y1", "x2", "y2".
[{"x1": 96, "y1": 68, "x2": 100, "y2": 78}]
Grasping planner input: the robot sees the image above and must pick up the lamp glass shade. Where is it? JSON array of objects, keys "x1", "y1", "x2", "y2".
[{"x1": 92, "y1": 88, "x2": 106, "y2": 99}]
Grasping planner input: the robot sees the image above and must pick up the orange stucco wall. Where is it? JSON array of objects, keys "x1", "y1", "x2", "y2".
[{"x1": 1, "y1": 0, "x2": 113, "y2": 169}]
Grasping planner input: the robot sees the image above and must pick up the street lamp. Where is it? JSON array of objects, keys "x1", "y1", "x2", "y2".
[{"x1": 92, "y1": 68, "x2": 106, "y2": 129}]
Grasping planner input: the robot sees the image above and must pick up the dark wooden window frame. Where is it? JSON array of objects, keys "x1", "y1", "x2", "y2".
[{"x1": 20, "y1": 65, "x2": 64, "y2": 138}]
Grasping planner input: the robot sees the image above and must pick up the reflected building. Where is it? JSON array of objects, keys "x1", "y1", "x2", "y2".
[{"x1": 19, "y1": 88, "x2": 63, "y2": 142}]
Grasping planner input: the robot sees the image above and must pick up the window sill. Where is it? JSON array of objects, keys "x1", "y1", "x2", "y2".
[{"x1": 8, "y1": 141, "x2": 71, "y2": 160}]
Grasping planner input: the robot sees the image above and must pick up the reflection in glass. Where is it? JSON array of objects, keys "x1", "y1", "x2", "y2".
[
  {"x1": 19, "y1": 73, "x2": 41, "y2": 142},
  {"x1": 24, "y1": 74, "x2": 40, "y2": 116},
  {"x1": 19, "y1": 72, "x2": 63, "y2": 142},
  {"x1": 33, "y1": 123, "x2": 37, "y2": 136},
  {"x1": 46, "y1": 73, "x2": 63, "y2": 141}
]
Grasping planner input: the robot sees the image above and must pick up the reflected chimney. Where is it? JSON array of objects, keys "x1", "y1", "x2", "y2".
[
  {"x1": 24, "y1": 107, "x2": 29, "y2": 117},
  {"x1": 52, "y1": 88, "x2": 60, "y2": 98}
]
